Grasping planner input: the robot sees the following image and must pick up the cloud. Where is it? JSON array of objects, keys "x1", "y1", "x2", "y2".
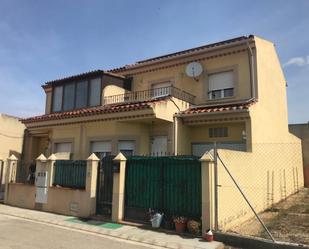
[{"x1": 284, "y1": 55, "x2": 309, "y2": 67}]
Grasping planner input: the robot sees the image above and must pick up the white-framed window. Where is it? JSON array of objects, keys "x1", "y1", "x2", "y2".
[
  {"x1": 118, "y1": 140, "x2": 135, "y2": 157},
  {"x1": 90, "y1": 141, "x2": 112, "y2": 159},
  {"x1": 208, "y1": 71, "x2": 234, "y2": 100},
  {"x1": 152, "y1": 82, "x2": 171, "y2": 98}
]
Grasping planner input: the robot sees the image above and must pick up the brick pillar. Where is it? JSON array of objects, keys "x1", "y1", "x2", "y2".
[
  {"x1": 112, "y1": 152, "x2": 127, "y2": 222},
  {"x1": 47, "y1": 154, "x2": 57, "y2": 187},
  {"x1": 86, "y1": 153, "x2": 99, "y2": 216},
  {"x1": 4, "y1": 155, "x2": 18, "y2": 203},
  {"x1": 36, "y1": 154, "x2": 47, "y2": 176},
  {"x1": 200, "y1": 151, "x2": 215, "y2": 234}
]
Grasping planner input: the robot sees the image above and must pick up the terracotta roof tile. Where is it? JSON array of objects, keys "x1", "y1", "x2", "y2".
[
  {"x1": 180, "y1": 100, "x2": 255, "y2": 115},
  {"x1": 21, "y1": 98, "x2": 166, "y2": 124}
]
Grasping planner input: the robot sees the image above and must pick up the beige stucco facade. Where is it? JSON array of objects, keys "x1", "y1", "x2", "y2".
[
  {"x1": 14, "y1": 35, "x2": 303, "y2": 229},
  {"x1": 0, "y1": 114, "x2": 25, "y2": 192},
  {"x1": 0, "y1": 114, "x2": 25, "y2": 160}
]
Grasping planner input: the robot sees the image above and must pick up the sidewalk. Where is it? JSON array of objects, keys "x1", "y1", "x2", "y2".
[{"x1": 0, "y1": 204, "x2": 223, "y2": 249}]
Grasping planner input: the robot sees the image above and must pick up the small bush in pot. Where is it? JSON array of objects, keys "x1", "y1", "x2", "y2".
[
  {"x1": 187, "y1": 219, "x2": 201, "y2": 235},
  {"x1": 173, "y1": 216, "x2": 187, "y2": 233}
]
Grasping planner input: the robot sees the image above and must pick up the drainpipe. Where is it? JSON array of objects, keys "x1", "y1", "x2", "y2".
[
  {"x1": 247, "y1": 41, "x2": 256, "y2": 99},
  {"x1": 173, "y1": 115, "x2": 178, "y2": 156}
]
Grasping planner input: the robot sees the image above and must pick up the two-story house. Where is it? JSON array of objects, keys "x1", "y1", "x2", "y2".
[{"x1": 21, "y1": 35, "x2": 299, "y2": 166}]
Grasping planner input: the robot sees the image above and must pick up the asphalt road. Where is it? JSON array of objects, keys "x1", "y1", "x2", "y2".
[{"x1": 0, "y1": 214, "x2": 161, "y2": 249}]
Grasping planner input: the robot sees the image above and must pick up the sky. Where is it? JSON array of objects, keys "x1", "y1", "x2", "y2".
[{"x1": 0, "y1": 0, "x2": 308, "y2": 123}]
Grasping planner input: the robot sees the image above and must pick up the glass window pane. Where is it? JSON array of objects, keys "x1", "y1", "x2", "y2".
[
  {"x1": 89, "y1": 78, "x2": 101, "y2": 107},
  {"x1": 209, "y1": 90, "x2": 222, "y2": 99},
  {"x1": 63, "y1": 83, "x2": 75, "y2": 111},
  {"x1": 76, "y1": 81, "x2": 88, "y2": 109},
  {"x1": 120, "y1": 150, "x2": 133, "y2": 157},
  {"x1": 118, "y1": 140, "x2": 135, "y2": 156},
  {"x1": 224, "y1": 88, "x2": 234, "y2": 97},
  {"x1": 52, "y1": 86, "x2": 63, "y2": 112},
  {"x1": 209, "y1": 128, "x2": 214, "y2": 137}
]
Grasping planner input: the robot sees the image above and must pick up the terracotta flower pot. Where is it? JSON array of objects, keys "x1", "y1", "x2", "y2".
[{"x1": 175, "y1": 222, "x2": 186, "y2": 233}]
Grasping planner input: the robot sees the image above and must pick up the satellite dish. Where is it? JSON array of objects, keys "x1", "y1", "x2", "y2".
[{"x1": 185, "y1": 62, "x2": 203, "y2": 80}]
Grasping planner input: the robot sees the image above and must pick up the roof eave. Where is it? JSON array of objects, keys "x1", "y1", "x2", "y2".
[
  {"x1": 176, "y1": 109, "x2": 250, "y2": 118},
  {"x1": 109, "y1": 35, "x2": 255, "y2": 74}
]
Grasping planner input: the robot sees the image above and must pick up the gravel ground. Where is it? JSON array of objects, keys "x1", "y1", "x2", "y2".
[{"x1": 226, "y1": 188, "x2": 309, "y2": 246}]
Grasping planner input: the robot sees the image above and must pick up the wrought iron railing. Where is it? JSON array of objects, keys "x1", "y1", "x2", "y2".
[{"x1": 103, "y1": 86, "x2": 195, "y2": 105}]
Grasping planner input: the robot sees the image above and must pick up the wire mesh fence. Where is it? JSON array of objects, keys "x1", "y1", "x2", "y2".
[{"x1": 214, "y1": 142, "x2": 307, "y2": 245}]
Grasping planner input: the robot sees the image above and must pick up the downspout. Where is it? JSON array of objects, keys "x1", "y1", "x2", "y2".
[
  {"x1": 170, "y1": 97, "x2": 181, "y2": 156},
  {"x1": 246, "y1": 41, "x2": 256, "y2": 152},
  {"x1": 173, "y1": 115, "x2": 178, "y2": 156},
  {"x1": 247, "y1": 41, "x2": 256, "y2": 99}
]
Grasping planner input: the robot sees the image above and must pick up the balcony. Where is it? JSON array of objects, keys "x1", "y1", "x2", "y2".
[{"x1": 103, "y1": 86, "x2": 195, "y2": 105}]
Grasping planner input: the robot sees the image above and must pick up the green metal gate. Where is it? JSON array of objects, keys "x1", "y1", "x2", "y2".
[
  {"x1": 125, "y1": 156, "x2": 201, "y2": 222},
  {"x1": 96, "y1": 155, "x2": 116, "y2": 217}
]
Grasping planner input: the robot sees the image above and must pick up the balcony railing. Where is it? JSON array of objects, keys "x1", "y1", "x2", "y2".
[{"x1": 103, "y1": 86, "x2": 195, "y2": 105}]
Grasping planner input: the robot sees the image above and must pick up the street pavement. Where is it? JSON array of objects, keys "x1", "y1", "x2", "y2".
[
  {"x1": 0, "y1": 204, "x2": 223, "y2": 249},
  {"x1": 0, "y1": 214, "x2": 161, "y2": 249}
]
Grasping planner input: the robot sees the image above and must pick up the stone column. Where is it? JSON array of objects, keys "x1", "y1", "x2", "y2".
[
  {"x1": 36, "y1": 154, "x2": 47, "y2": 177},
  {"x1": 200, "y1": 151, "x2": 216, "y2": 234},
  {"x1": 4, "y1": 155, "x2": 18, "y2": 203},
  {"x1": 6, "y1": 155, "x2": 18, "y2": 184},
  {"x1": 47, "y1": 154, "x2": 57, "y2": 187},
  {"x1": 86, "y1": 153, "x2": 99, "y2": 216},
  {"x1": 112, "y1": 153, "x2": 127, "y2": 222}
]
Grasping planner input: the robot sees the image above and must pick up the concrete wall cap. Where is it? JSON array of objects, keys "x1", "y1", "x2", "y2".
[
  {"x1": 48, "y1": 154, "x2": 57, "y2": 160},
  {"x1": 36, "y1": 154, "x2": 47, "y2": 161},
  {"x1": 87, "y1": 153, "x2": 100, "y2": 161},
  {"x1": 8, "y1": 154, "x2": 18, "y2": 161},
  {"x1": 113, "y1": 152, "x2": 127, "y2": 161},
  {"x1": 200, "y1": 150, "x2": 215, "y2": 162}
]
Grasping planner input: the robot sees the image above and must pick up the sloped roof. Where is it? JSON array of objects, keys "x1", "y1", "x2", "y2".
[
  {"x1": 43, "y1": 70, "x2": 125, "y2": 88},
  {"x1": 21, "y1": 98, "x2": 167, "y2": 124},
  {"x1": 179, "y1": 100, "x2": 255, "y2": 116},
  {"x1": 109, "y1": 35, "x2": 253, "y2": 73}
]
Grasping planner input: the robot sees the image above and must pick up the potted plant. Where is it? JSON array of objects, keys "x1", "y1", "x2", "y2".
[
  {"x1": 173, "y1": 216, "x2": 187, "y2": 233},
  {"x1": 187, "y1": 219, "x2": 201, "y2": 235}
]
